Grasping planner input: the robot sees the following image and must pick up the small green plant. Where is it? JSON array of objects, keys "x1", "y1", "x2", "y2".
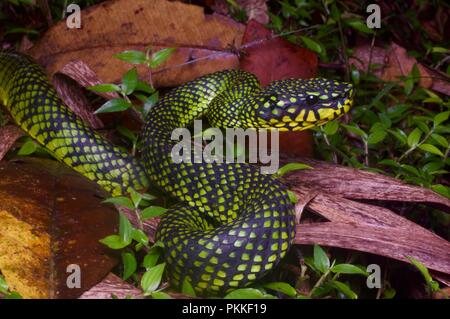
[
  {"x1": 99, "y1": 189, "x2": 172, "y2": 298},
  {"x1": 406, "y1": 256, "x2": 440, "y2": 296},
  {"x1": 0, "y1": 274, "x2": 22, "y2": 299},
  {"x1": 301, "y1": 245, "x2": 369, "y2": 299},
  {"x1": 88, "y1": 47, "x2": 175, "y2": 119}
]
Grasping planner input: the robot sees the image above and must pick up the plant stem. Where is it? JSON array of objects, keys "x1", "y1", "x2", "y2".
[{"x1": 320, "y1": 127, "x2": 338, "y2": 163}]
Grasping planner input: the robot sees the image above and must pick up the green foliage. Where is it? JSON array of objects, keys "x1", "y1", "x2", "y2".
[
  {"x1": 302, "y1": 245, "x2": 369, "y2": 299},
  {"x1": 0, "y1": 274, "x2": 22, "y2": 299},
  {"x1": 406, "y1": 256, "x2": 440, "y2": 295},
  {"x1": 224, "y1": 288, "x2": 276, "y2": 299},
  {"x1": 276, "y1": 162, "x2": 312, "y2": 177},
  {"x1": 90, "y1": 47, "x2": 176, "y2": 119}
]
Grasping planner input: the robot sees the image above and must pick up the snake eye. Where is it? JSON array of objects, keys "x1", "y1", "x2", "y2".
[{"x1": 306, "y1": 95, "x2": 318, "y2": 106}]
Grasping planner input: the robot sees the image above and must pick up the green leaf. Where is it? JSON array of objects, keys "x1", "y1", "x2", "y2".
[
  {"x1": 415, "y1": 120, "x2": 430, "y2": 134},
  {"x1": 300, "y1": 36, "x2": 323, "y2": 54},
  {"x1": 287, "y1": 190, "x2": 298, "y2": 204},
  {"x1": 350, "y1": 67, "x2": 360, "y2": 85},
  {"x1": 18, "y1": 140, "x2": 37, "y2": 156},
  {"x1": 129, "y1": 188, "x2": 142, "y2": 208},
  {"x1": 121, "y1": 68, "x2": 138, "y2": 95},
  {"x1": 345, "y1": 18, "x2": 374, "y2": 34},
  {"x1": 379, "y1": 113, "x2": 392, "y2": 128},
  {"x1": 4, "y1": 27, "x2": 39, "y2": 35},
  {"x1": 140, "y1": 206, "x2": 168, "y2": 220},
  {"x1": 116, "y1": 126, "x2": 137, "y2": 143},
  {"x1": 141, "y1": 263, "x2": 166, "y2": 294},
  {"x1": 331, "y1": 280, "x2": 358, "y2": 299},
  {"x1": 382, "y1": 288, "x2": 396, "y2": 299},
  {"x1": 277, "y1": 162, "x2": 312, "y2": 177},
  {"x1": 431, "y1": 47, "x2": 450, "y2": 54},
  {"x1": 0, "y1": 274, "x2": 9, "y2": 294},
  {"x1": 388, "y1": 129, "x2": 407, "y2": 145},
  {"x1": 407, "y1": 128, "x2": 422, "y2": 147},
  {"x1": 121, "y1": 252, "x2": 137, "y2": 280},
  {"x1": 135, "y1": 81, "x2": 154, "y2": 94},
  {"x1": 131, "y1": 229, "x2": 149, "y2": 246},
  {"x1": 264, "y1": 282, "x2": 297, "y2": 297},
  {"x1": 87, "y1": 83, "x2": 121, "y2": 93},
  {"x1": 431, "y1": 184, "x2": 450, "y2": 198},
  {"x1": 430, "y1": 134, "x2": 448, "y2": 148},
  {"x1": 367, "y1": 130, "x2": 387, "y2": 144},
  {"x1": 102, "y1": 197, "x2": 134, "y2": 209},
  {"x1": 378, "y1": 159, "x2": 399, "y2": 168},
  {"x1": 3, "y1": 291, "x2": 22, "y2": 299},
  {"x1": 224, "y1": 288, "x2": 276, "y2": 299},
  {"x1": 119, "y1": 212, "x2": 133, "y2": 245},
  {"x1": 143, "y1": 251, "x2": 160, "y2": 270},
  {"x1": 433, "y1": 111, "x2": 450, "y2": 127},
  {"x1": 113, "y1": 50, "x2": 147, "y2": 64},
  {"x1": 342, "y1": 124, "x2": 367, "y2": 138},
  {"x1": 99, "y1": 235, "x2": 129, "y2": 249},
  {"x1": 418, "y1": 144, "x2": 444, "y2": 156},
  {"x1": 151, "y1": 291, "x2": 173, "y2": 299},
  {"x1": 149, "y1": 48, "x2": 176, "y2": 68},
  {"x1": 323, "y1": 120, "x2": 339, "y2": 135},
  {"x1": 143, "y1": 92, "x2": 159, "y2": 118},
  {"x1": 330, "y1": 3, "x2": 341, "y2": 21},
  {"x1": 94, "y1": 98, "x2": 132, "y2": 114},
  {"x1": 181, "y1": 278, "x2": 197, "y2": 297},
  {"x1": 141, "y1": 193, "x2": 157, "y2": 201},
  {"x1": 313, "y1": 245, "x2": 330, "y2": 273},
  {"x1": 330, "y1": 264, "x2": 368, "y2": 276},
  {"x1": 406, "y1": 256, "x2": 439, "y2": 292}
]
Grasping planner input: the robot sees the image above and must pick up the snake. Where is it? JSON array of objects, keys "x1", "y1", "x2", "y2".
[{"x1": 0, "y1": 52, "x2": 354, "y2": 296}]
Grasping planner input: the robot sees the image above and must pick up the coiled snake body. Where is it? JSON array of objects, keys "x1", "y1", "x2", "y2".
[{"x1": 0, "y1": 52, "x2": 353, "y2": 295}]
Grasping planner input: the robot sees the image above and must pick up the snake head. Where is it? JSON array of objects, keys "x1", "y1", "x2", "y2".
[{"x1": 252, "y1": 78, "x2": 354, "y2": 131}]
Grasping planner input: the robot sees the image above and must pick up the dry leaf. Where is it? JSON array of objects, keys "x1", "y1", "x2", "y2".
[
  {"x1": 27, "y1": 0, "x2": 245, "y2": 88},
  {"x1": 0, "y1": 158, "x2": 118, "y2": 298},
  {"x1": 79, "y1": 273, "x2": 143, "y2": 299},
  {"x1": 350, "y1": 42, "x2": 433, "y2": 89},
  {"x1": 0, "y1": 126, "x2": 24, "y2": 161},
  {"x1": 52, "y1": 73, "x2": 105, "y2": 129},
  {"x1": 282, "y1": 157, "x2": 450, "y2": 210}
]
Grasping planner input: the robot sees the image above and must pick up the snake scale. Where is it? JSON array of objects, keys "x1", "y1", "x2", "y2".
[{"x1": 0, "y1": 52, "x2": 353, "y2": 296}]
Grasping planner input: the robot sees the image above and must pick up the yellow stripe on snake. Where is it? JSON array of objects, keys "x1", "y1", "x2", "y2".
[{"x1": 0, "y1": 52, "x2": 354, "y2": 296}]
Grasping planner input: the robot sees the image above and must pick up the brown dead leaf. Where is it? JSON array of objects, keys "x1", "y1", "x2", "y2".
[
  {"x1": 80, "y1": 272, "x2": 195, "y2": 299},
  {"x1": 79, "y1": 273, "x2": 143, "y2": 299},
  {"x1": 295, "y1": 222, "x2": 450, "y2": 274},
  {"x1": 27, "y1": 0, "x2": 244, "y2": 88},
  {"x1": 281, "y1": 156, "x2": 450, "y2": 274},
  {"x1": 0, "y1": 158, "x2": 118, "y2": 298},
  {"x1": 52, "y1": 73, "x2": 105, "y2": 130},
  {"x1": 282, "y1": 157, "x2": 450, "y2": 211},
  {"x1": 0, "y1": 125, "x2": 24, "y2": 161},
  {"x1": 350, "y1": 42, "x2": 433, "y2": 89}
]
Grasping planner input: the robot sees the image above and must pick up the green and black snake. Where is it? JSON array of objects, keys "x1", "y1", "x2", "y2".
[{"x1": 0, "y1": 52, "x2": 353, "y2": 296}]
